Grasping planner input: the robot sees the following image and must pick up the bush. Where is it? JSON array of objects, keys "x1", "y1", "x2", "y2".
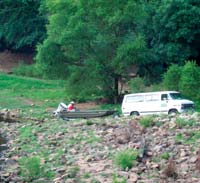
[
  {"x1": 12, "y1": 62, "x2": 43, "y2": 78},
  {"x1": 114, "y1": 149, "x2": 138, "y2": 170},
  {"x1": 161, "y1": 152, "x2": 170, "y2": 160},
  {"x1": 19, "y1": 156, "x2": 54, "y2": 181},
  {"x1": 179, "y1": 61, "x2": 200, "y2": 100},
  {"x1": 112, "y1": 174, "x2": 127, "y2": 183},
  {"x1": 175, "y1": 118, "x2": 196, "y2": 128},
  {"x1": 129, "y1": 77, "x2": 146, "y2": 93},
  {"x1": 36, "y1": 40, "x2": 68, "y2": 79},
  {"x1": 139, "y1": 116, "x2": 154, "y2": 128},
  {"x1": 163, "y1": 64, "x2": 182, "y2": 91}
]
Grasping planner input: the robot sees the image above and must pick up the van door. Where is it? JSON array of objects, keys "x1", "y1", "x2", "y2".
[
  {"x1": 160, "y1": 94, "x2": 169, "y2": 113},
  {"x1": 143, "y1": 94, "x2": 160, "y2": 115}
]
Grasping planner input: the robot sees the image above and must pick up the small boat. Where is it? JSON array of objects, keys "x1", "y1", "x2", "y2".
[{"x1": 59, "y1": 109, "x2": 117, "y2": 119}]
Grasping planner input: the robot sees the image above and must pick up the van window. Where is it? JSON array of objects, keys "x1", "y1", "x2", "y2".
[
  {"x1": 161, "y1": 94, "x2": 168, "y2": 101},
  {"x1": 126, "y1": 95, "x2": 144, "y2": 103},
  {"x1": 169, "y1": 93, "x2": 182, "y2": 100},
  {"x1": 145, "y1": 94, "x2": 159, "y2": 101}
]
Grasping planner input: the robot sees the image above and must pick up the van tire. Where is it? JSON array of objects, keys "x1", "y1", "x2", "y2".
[
  {"x1": 130, "y1": 111, "x2": 140, "y2": 116},
  {"x1": 168, "y1": 109, "x2": 178, "y2": 115}
]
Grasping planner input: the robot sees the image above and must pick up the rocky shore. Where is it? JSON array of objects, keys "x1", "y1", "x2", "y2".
[{"x1": 1, "y1": 110, "x2": 200, "y2": 182}]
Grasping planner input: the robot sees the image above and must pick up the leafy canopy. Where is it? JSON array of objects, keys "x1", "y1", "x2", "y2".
[{"x1": 36, "y1": 0, "x2": 147, "y2": 102}]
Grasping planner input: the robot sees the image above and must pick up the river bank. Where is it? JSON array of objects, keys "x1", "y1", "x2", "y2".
[{"x1": 1, "y1": 112, "x2": 200, "y2": 182}]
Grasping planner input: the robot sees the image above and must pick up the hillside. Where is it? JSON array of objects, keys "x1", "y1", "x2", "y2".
[
  {"x1": 1, "y1": 112, "x2": 200, "y2": 183},
  {"x1": 0, "y1": 51, "x2": 33, "y2": 73}
]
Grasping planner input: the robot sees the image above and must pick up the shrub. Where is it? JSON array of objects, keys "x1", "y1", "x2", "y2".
[
  {"x1": 161, "y1": 152, "x2": 170, "y2": 160},
  {"x1": 68, "y1": 166, "x2": 80, "y2": 178},
  {"x1": 163, "y1": 64, "x2": 182, "y2": 91},
  {"x1": 139, "y1": 116, "x2": 154, "y2": 128},
  {"x1": 179, "y1": 61, "x2": 200, "y2": 101},
  {"x1": 86, "y1": 120, "x2": 94, "y2": 125},
  {"x1": 12, "y1": 62, "x2": 43, "y2": 78},
  {"x1": 175, "y1": 118, "x2": 196, "y2": 128},
  {"x1": 19, "y1": 156, "x2": 54, "y2": 181},
  {"x1": 129, "y1": 77, "x2": 146, "y2": 93},
  {"x1": 112, "y1": 174, "x2": 127, "y2": 183},
  {"x1": 114, "y1": 149, "x2": 138, "y2": 170}
]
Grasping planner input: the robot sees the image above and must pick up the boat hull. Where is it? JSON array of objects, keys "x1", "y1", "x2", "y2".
[{"x1": 59, "y1": 110, "x2": 116, "y2": 119}]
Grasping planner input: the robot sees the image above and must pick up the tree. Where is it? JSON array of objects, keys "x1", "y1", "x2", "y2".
[
  {"x1": 150, "y1": 0, "x2": 200, "y2": 65},
  {"x1": 0, "y1": 0, "x2": 47, "y2": 52},
  {"x1": 163, "y1": 64, "x2": 182, "y2": 91},
  {"x1": 179, "y1": 61, "x2": 200, "y2": 100},
  {"x1": 36, "y1": 0, "x2": 147, "y2": 103}
]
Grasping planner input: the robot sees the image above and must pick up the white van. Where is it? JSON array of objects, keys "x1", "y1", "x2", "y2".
[{"x1": 121, "y1": 91, "x2": 194, "y2": 116}]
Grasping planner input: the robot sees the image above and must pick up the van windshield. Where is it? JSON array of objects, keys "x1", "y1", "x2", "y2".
[{"x1": 169, "y1": 93, "x2": 183, "y2": 100}]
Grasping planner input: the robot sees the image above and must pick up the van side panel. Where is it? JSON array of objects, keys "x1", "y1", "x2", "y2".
[{"x1": 122, "y1": 95, "x2": 144, "y2": 116}]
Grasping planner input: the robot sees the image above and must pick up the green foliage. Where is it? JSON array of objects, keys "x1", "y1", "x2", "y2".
[
  {"x1": 129, "y1": 77, "x2": 146, "y2": 93},
  {"x1": 163, "y1": 64, "x2": 182, "y2": 91},
  {"x1": 114, "y1": 149, "x2": 138, "y2": 170},
  {"x1": 179, "y1": 61, "x2": 200, "y2": 100},
  {"x1": 65, "y1": 65, "x2": 104, "y2": 102},
  {"x1": 185, "y1": 131, "x2": 200, "y2": 145},
  {"x1": 12, "y1": 62, "x2": 43, "y2": 78},
  {"x1": 161, "y1": 152, "x2": 170, "y2": 160},
  {"x1": 161, "y1": 61, "x2": 200, "y2": 110},
  {"x1": 19, "y1": 156, "x2": 54, "y2": 181},
  {"x1": 149, "y1": 0, "x2": 200, "y2": 65},
  {"x1": 36, "y1": 40, "x2": 68, "y2": 79},
  {"x1": 139, "y1": 116, "x2": 155, "y2": 128},
  {"x1": 175, "y1": 131, "x2": 200, "y2": 146},
  {"x1": 175, "y1": 118, "x2": 196, "y2": 128},
  {"x1": 67, "y1": 166, "x2": 80, "y2": 178},
  {"x1": 175, "y1": 133, "x2": 184, "y2": 144},
  {"x1": 36, "y1": 0, "x2": 148, "y2": 102},
  {"x1": 0, "y1": 0, "x2": 46, "y2": 51},
  {"x1": 0, "y1": 72, "x2": 65, "y2": 117},
  {"x1": 112, "y1": 174, "x2": 127, "y2": 183},
  {"x1": 19, "y1": 126, "x2": 36, "y2": 141},
  {"x1": 86, "y1": 120, "x2": 94, "y2": 126}
]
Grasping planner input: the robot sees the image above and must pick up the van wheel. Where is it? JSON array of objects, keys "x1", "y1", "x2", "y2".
[
  {"x1": 168, "y1": 109, "x2": 178, "y2": 115},
  {"x1": 130, "y1": 111, "x2": 139, "y2": 116}
]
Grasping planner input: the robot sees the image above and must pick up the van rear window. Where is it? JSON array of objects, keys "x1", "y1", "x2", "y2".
[{"x1": 126, "y1": 95, "x2": 144, "y2": 103}]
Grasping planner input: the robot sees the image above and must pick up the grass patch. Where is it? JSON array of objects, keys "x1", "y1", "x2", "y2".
[
  {"x1": 19, "y1": 156, "x2": 54, "y2": 182},
  {"x1": 175, "y1": 117, "x2": 196, "y2": 128},
  {"x1": 0, "y1": 72, "x2": 66, "y2": 116},
  {"x1": 114, "y1": 148, "x2": 138, "y2": 170},
  {"x1": 112, "y1": 174, "x2": 127, "y2": 183},
  {"x1": 139, "y1": 116, "x2": 155, "y2": 128},
  {"x1": 161, "y1": 152, "x2": 170, "y2": 160}
]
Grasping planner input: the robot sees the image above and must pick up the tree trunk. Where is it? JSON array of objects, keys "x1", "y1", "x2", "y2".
[{"x1": 113, "y1": 76, "x2": 119, "y2": 104}]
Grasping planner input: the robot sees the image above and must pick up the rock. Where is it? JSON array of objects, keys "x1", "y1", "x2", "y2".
[
  {"x1": 190, "y1": 156, "x2": 197, "y2": 163},
  {"x1": 180, "y1": 149, "x2": 188, "y2": 157},
  {"x1": 118, "y1": 171, "x2": 129, "y2": 179},
  {"x1": 146, "y1": 151, "x2": 153, "y2": 157},
  {"x1": 151, "y1": 163, "x2": 160, "y2": 169},
  {"x1": 128, "y1": 173, "x2": 138, "y2": 183},
  {"x1": 56, "y1": 166, "x2": 67, "y2": 173}
]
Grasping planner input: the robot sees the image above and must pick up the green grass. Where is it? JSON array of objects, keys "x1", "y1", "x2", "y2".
[
  {"x1": 139, "y1": 116, "x2": 155, "y2": 128},
  {"x1": 0, "y1": 72, "x2": 66, "y2": 116},
  {"x1": 114, "y1": 148, "x2": 138, "y2": 170},
  {"x1": 19, "y1": 156, "x2": 54, "y2": 182},
  {"x1": 175, "y1": 118, "x2": 196, "y2": 128}
]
